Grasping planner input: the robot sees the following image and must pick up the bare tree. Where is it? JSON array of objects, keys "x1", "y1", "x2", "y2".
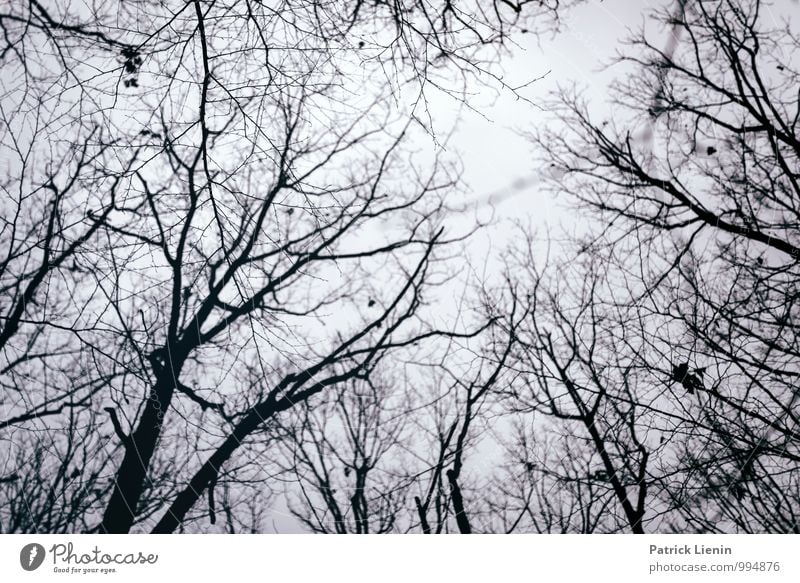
[
  {"x1": 521, "y1": 0, "x2": 800, "y2": 532},
  {"x1": 274, "y1": 376, "x2": 411, "y2": 534},
  {"x1": 484, "y1": 242, "x2": 656, "y2": 533},
  {"x1": 1, "y1": 0, "x2": 575, "y2": 534}
]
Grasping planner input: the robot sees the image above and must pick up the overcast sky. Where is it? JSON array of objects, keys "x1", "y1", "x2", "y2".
[{"x1": 450, "y1": 1, "x2": 638, "y2": 207}]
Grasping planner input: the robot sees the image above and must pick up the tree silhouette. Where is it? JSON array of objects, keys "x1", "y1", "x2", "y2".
[
  {"x1": 0, "y1": 0, "x2": 573, "y2": 533},
  {"x1": 523, "y1": 0, "x2": 800, "y2": 532}
]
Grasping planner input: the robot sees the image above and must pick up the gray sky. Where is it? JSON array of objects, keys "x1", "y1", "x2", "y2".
[
  {"x1": 405, "y1": 0, "x2": 652, "y2": 284},
  {"x1": 450, "y1": 0, "x2": 640, "y2": 207}
]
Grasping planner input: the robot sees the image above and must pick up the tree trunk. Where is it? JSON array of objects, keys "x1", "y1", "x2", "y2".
[{"x1": 98, "y1": 375, "x2": 176, "y2": 533}]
